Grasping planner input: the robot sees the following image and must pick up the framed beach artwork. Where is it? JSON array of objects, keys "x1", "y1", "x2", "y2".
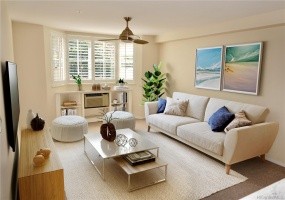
[
  {"x1": 195, "y1": 46, "x2": 223, "y2": 90},
  {"x1": 222, "y1": 42, "x2": 263, "y2": 95}
]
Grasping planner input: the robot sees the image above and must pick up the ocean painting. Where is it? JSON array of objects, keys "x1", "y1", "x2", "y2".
[
  {"x1": 223, "y1": 42, "x2": 262, "y2": 95},
  {"x1": 195, "y1": 46, "x2": 222, "y2": 90}
]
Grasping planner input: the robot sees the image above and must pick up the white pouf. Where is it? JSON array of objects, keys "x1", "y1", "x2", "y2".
[
  {"x1": 105, "y1": 111, "x2": 136, "y2": 130},
  {"x1": 51, "y1": 116, "x2": 88, "y2": 142}
]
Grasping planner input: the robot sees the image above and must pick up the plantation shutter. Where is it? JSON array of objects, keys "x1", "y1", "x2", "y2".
[
  {"x1": 51, "y1": 32, "x2": 65, "y2": 82},
  {"x1": 94, "y1": 41, "x2": 116, "y2": 80},
  {"x1": 119, "y1": 43, "x2": 134, "y2": 80},
  {"x1": 68, "y1": 39, "x2": 92, "y2": 80}
]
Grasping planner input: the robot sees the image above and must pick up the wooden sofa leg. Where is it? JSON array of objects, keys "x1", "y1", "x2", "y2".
[
  {"x1": 260, "y1": 154, "x2": 266, "y2": 162},
  {"x1": 225, "y1": 164, "x2": 231, "y2": 175},
  {"x1": 147, "y1": 126, "x2": 151, "y2": 132}
]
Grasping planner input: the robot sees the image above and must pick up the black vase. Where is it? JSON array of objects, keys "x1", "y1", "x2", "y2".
[
  {"x1": 100, "y1": 123, "x2": 116, "y2": 142},
  {"x1": 31, "y1": 114, "x2": 45, "y2": 131}
]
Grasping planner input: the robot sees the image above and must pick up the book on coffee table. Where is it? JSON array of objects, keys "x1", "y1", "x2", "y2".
[{"x1": 123, "y1": 151, "x2": 156, "y2": 166}]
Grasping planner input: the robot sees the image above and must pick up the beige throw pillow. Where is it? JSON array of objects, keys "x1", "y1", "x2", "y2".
[
  {"x1": 164, "y1": 97, "x2": 188, "y2": 116},
  {"x1": 224, "y1": 110, "x2": 252, "y2": 133}
]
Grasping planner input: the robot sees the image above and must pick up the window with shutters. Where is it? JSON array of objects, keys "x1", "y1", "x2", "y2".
[
  {"x1": 50, "y1": 32, "x2": 65, "y2": 84},
  {"x1": 68, "y1": 38, "x2": 92, "y2": 80},
  {"x1": 50, "y1": 32, "x2": 135, "y2": 84},
  {"x1": 119, "y1": 43, "x2": 134, "y2": 81},
  {"x1": 94, "y1": 41, "x2": 116, "y2": 80}
]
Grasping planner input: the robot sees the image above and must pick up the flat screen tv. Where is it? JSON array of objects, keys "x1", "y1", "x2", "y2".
[{"x1": 3, "y1": 61, "x2": 20, "y2": 152}]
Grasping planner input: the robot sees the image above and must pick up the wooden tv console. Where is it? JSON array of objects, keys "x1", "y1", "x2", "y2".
[{"x1": 18, "y1": 129, "x2": 65, "y2": 200}]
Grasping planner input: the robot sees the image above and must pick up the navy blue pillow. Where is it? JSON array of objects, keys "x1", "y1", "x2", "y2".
[
  {"x1": 208, "y1": 106, "x2": 234, "y2": 132},
  {"x1": 157, "y1": 98, "x2": 167, "y2": 113}
]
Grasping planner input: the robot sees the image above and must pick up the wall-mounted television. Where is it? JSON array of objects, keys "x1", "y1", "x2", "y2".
[{"x1": 2, "y1": 61, "x2": 20, "y2": 152}]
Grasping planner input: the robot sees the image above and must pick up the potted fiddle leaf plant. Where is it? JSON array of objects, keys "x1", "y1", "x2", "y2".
[
  {"x1": 72, "y1": 74, "x2": 82, "y2": 91},
  {"x1": 141, "y1": 61, "x2": 166, "y2": 104}
]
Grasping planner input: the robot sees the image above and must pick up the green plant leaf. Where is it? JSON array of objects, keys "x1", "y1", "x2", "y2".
[
  {"x1": 154, "y1": 71, "x2": 161, "y2": 76},
  {"x1": 157, "y1": 61, "x2": 163, "y2": 70},
  {"x1": 153, "y1": 64, "x2": 158, "y2": 72},
  {"x1": 154, "y1": 90, "x2": 160, "y2": 95},
  {"x1": 145, "y1": 71, "x2": 152, "y2": 79},
  {"x1": 146, "y1": 82, "x2": 153, "y2": 86}
]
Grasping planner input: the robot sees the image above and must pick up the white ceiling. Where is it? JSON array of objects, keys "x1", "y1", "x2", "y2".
[{"x1": 6, "y1": 0, "x2": 285, "y2": 36}]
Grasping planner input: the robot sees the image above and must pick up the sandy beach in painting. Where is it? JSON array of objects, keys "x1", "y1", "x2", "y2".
[
  {"x1": 196, "y1": 72, "x2": 221, "y2": 89},
  {"x1": 223, "y1": 62, "x2": 258, "y2": 93}
]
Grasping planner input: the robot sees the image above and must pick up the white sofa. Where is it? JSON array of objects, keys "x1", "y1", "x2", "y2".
[{"x1": 145, "y1": 92, "x2": 279, "y2": 174}]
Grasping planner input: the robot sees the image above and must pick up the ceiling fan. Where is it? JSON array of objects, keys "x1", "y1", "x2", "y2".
[{"x1": 99, "y1": 17, "x2": 148, "y2": 44}]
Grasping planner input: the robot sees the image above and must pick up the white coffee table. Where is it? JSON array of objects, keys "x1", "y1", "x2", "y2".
[{"x1": 84, "y1": 128, "x2": 167, "y2": 191}]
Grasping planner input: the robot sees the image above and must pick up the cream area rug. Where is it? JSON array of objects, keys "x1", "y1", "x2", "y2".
[{"x1": 54, "y1": 130, "x2": 247, "y2": 200}]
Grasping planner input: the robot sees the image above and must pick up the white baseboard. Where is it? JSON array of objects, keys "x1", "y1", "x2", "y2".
[{"x1": 266, "y1": 157, "x2": 285, "y2": 167}]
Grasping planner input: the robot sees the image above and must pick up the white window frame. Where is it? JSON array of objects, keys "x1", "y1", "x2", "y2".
[
  {"x1": 50, "y1": 33, "x2": 136, "y2": 85},
  {"x1": 118, "y1": 42, "x2": 135, "y2": 82},
  {"x1": 94, "y1": 39, "x2": 116, "y2": 81},
  {"x1": 67, "y1": 35, "x2": 93, "y2": 84},
  {"x1": 50, "y1": 31, "x2": 66, "y2": 86}
]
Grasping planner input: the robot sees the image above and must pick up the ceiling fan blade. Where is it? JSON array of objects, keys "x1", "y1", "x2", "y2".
[
  {"x1": 128, "y1": 34, "x2": 140, "y2": 40},
  {"x1": 133, "y1": 39, "x2": 149, "y2": 44},
  {"x1": 101, "y1": 17, "x2": 149, "y2": 45},
  {"x1": 98, "y1": 38, "x2": 119, "y2": 41}
]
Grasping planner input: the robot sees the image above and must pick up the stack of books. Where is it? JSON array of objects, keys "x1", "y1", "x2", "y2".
[{"x1": 123, "y1": 151, "x2": 156, "y2": 166}]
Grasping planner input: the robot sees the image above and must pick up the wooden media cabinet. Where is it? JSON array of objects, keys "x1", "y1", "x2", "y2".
[{"x1": 18, "y1": 129, "x2": 65, "y2": 200}]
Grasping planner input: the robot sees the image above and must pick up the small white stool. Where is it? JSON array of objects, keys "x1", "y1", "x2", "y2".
[
  {"x1": 51, "y1": 116, "x2": 88, "y2": 142},
  {"x1": 105, "y1": 111, "x2": 136, "y2": 130}
]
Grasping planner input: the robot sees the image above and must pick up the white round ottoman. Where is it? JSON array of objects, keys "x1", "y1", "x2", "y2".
[
  {"x1": 105, "y1": 111, "x2": 135, "y2": 130},
  {"x1": 51, "y1": 116, "x2": 88, "y2": 142}
]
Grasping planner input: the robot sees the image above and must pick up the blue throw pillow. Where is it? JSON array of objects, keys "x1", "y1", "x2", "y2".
[
  {"x1": 208, "y1": 106, "x2": 234, "y2": 132},
  {"x1": 157, "y1": 98, "x2": 167, "y2": 113}
]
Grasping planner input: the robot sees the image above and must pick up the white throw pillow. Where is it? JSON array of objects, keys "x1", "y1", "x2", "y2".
[
  {"x1": 224, "y1": 110, "x2": 252, "y2": 133},
  {"x1": 164, "y1": 97, "x2": 188, "y2": 116}
]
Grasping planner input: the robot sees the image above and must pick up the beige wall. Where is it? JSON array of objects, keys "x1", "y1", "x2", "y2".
[
  {"x1": 158, "y1": 25, "x2": 285, "y2": 166},
  {"x1": 0, "y1": 1, "x2": 19, "y2": 199},
  {"x1": 13, "y1": 22, "x2": 49, "y2": 129}
]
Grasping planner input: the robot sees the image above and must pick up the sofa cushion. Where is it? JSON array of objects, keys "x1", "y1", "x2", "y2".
[
  {"x1": 157, "y1": 98, "x2": 167, "y2": 113},
  {"x1": 164, "y1": 97, "x2": 188, "y2": 116},
  {"x1": 204, "y1": 98, "x2": 269, "y2": 124},
  {"x1": 177, "y1": 122, "x2": 226, "y2": 156},
  {"x1": 224, "y1": 110, "x2": 252, "y2": 133},
  {"x1": 208, "y1": 106, "x2": 235, "y2": 132},
  {"x1": 148, "y1": 114, "x2": 199, "y2": 135},
  {"x1": 173, "y1": 92, "x2": 209, "y2": 121}
]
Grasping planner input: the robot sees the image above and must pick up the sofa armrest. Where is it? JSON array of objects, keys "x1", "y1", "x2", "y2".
[
  {"x1": 144, "y1": 101, "x2": 158, "y2": 125},
  {"x1": 223, "y1": 122, "x2": 279, "y2": 165}
]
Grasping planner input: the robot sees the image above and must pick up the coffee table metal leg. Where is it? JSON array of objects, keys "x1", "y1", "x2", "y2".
[
  {"x1": 127, "y1": 164, "x2": 167, "y2": 192},
  {"x1": 84, "y1": 137, "x2": 106, "y2": 181}
]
